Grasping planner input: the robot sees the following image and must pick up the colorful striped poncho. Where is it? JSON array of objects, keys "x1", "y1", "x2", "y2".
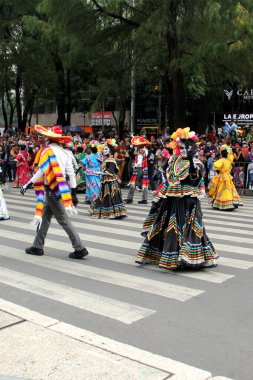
[
  {"x1": 129, "y1": 149, "x2": 149, "y2": 189},
  {"x1": 32, "y1": 146, "x2": 75, "y2": 226}
]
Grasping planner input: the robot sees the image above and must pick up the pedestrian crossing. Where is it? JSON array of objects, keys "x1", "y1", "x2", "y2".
[
  {"x1": 1, "y1": 189, "x2": 252, "y2": 311},
  {"x1": 0, "y1": 188, "x2": 251, "y2": 379}
]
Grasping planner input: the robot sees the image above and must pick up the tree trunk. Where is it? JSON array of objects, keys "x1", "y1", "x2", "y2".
[
  {"x1": 170, "y1": 68, "x2": 186, "y2": 129},
  {"x1": 15, "y1": 70, "x2": 24, "y2": 131},
  {"x1": 28, "y1": 99, "x2": 34, "y2": 126},
  {"x1": 165, "y1": 0, "x2": 186, "y2": 131},
  {"x1": 1, "y1": 97, "x2": 8, "y2": 130},
  {"x1": 66, "y1": 69, "x2": 72, "y2": 125},
  {"x1": 54, "y1": 55, "x2": 66, "y2": 126},
  {"x1": 118, "y1": 105, "x2": 126, "y2": 139},
  {"x1": 22, "y1": 96, "x2": 34, "y2": 130},
  {"x1": 6, "y1": 90, "x2": 15, "y2": 128},
  {"x1": 160, "y1": 74, "x2": 170, "y2": 129}
]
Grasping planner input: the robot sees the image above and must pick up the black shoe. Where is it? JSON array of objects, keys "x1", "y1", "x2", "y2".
[
  {"x1": 69, "y1": 247, "x2": 89, "y2": 259},
  {"x1": 124, "y1": 199, "x2": 133, "y2": 204},
  {"x1": 84, "y1": 200, "x2": 91, "y2": 204},
  {"x1": 25, "y1": 246, "x2": 44, "y2": 256},
  {"x1": 138, "y1": 200, "x2": 148, "y2": 204}
]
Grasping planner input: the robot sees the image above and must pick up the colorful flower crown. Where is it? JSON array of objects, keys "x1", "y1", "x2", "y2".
[
  {"x1": 106, "y1": 138, "x2": 118, "y2": 150},
  {"x1": 167, "y1": 127, "x2": 198, "y2": 154},
  {"x1": 89, "y1": 140, "x2": 100, "y2": 148},
  {"x1": 220, "y1": 144, "x2": 232, "y2": 154}
]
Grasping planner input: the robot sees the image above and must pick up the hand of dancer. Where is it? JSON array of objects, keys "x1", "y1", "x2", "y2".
[{"x1": 20, "y1": 181, "x2": 33, "y2": 195}]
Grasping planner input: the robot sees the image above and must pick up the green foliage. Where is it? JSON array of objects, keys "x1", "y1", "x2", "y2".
[{"x1": 2, "y1": 0, "x2": 253, "y2": 129}]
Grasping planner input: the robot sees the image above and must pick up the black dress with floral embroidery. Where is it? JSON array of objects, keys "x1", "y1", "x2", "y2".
[
  {"x1": 90, "y1": 158, "x2": 127, "y2": 219},
  {"x1": 136, "y1": 155, "x2": 218, "y2": 269}
]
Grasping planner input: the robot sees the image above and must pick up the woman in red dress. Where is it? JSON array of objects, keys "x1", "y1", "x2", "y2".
[{"x1": 14, "y1": 144, "x2": 31, "y2": 187}]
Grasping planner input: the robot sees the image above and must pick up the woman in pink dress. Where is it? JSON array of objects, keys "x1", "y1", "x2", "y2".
[{"x1": 14, "y1": 144, "x2": 31, "y2": 187}]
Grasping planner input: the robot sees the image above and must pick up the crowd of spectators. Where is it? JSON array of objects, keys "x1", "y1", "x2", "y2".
[{"x1": 1, "y1": 124, "x2": 253, "y2": 192}]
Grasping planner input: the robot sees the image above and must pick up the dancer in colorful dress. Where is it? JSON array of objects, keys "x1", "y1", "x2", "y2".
[
  {"x1": 91, "y1": 140, "x2": 127, "y2": 219},
  {"x1": 20, "y1": 125, "x2": 88, "y2": 259},
  {"x1": 136, "y1": 127, "x2": 218, "y2": 270},
  {"x1": 208, "y1": 144, "x2": 243, "y2": 210},
  {"x1": 125, "y1": 136, "x2": 150, "y2": 205},
  {"x1": 14, "y1": 144, "x2": 31, "y2": 187},
  {"x1": 81, "y1": 141, "x2": 101, "y2": 204}
]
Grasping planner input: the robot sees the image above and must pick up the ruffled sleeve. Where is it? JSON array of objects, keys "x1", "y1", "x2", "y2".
[{"x1": 213, "y1": 158, "x2": 224, "y2": 171}]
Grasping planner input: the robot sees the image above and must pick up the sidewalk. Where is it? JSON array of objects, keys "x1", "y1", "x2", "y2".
[{"x1": 0, "y1": 301, "x2": 231, "y2": 380}]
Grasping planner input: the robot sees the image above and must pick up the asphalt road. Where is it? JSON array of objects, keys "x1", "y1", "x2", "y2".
[{"x1": 0, "y1": 186, "x2": 252, "y2": 380}]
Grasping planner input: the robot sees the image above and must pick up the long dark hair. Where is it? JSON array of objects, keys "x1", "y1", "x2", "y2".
[
  {"x1": 90, "y1": 146, "x2": 98, "y2": 154},
  {"x1": 221, "y1": 149, "x2": 228, "y2": 158}
]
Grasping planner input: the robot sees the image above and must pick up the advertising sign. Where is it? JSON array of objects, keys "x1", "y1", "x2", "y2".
[
  {"x1": 91, "y1": 111, "x2": 112, "y2": 126},
  {"x1": 223, "y1": 113, "x2": 253, "y2": 123}
]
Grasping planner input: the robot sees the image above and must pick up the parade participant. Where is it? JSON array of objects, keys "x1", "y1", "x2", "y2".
[
  {"x1": 14, "y1": 143, "x2": 31, "y2": 187},
  {"x1": 0, "y1": 167, "x2": 9, "y2": 220},
  {"x1": 65, "y1": 141, "x2": 79, "y2": 171},
  {"x1": 114, "y1": 141, "x2": 126, "y2": 181},
  {"x1": 207, "y1": 150, "x2": 217, "y2": 184},
  {"x1": 125, "y1": 136, "x2": 150, "y2": 205},
  {"x1": 81, "y1": 140, "x2": 101, "y2": 204},
  {"x1": 208, "y1": 144, "x2": 243, "y2": 210},
  {"x1": 136, "y1": 127, "x2": 218, "y2": 269},
  {"x1": 74, "y1": 145, "x2": 86, "y2": 191},
  {"x1": 20, "y1": 125, "x2": 88, "y2": 259},
  {"x1": 91, "y1": 139, "x2": 127, "y2": 219},
  {"x1": 247, "y1": 156, "x2": 253, "y2": 189}
]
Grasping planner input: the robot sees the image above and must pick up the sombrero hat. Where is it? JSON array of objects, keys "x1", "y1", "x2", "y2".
[
  {"x1": 131, "y1": 136, "x2": 150, "y2": 146},
  {"x1": 34, "y1": 125, "x2": 73, "y2": 144}
]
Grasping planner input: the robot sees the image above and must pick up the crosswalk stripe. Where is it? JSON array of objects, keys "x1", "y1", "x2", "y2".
[
  {"x1": 5, "y1": 195, "x2": 253, "y2": 226},
  {"x1": 0, "y1": 223, "x2": 236, "y2": 284},
  {"x1": 0, "y1": 266, "x2": 155, "y2": 324},
  {"x1": 3, "y1": 199, "x2": 251, "y2": 238},
  {"x1": 142, "y1": 265, "x2": 234, "y2": 283},
  {"x1": 7, "y1": 209, "x2": 143, "y2": 238},
  {"x1": 0, "y1": 245, "x2": 204, "y2": 301},
  {"x1": 6, "y1": 189, "x2": 253, "y2": 211},
  {"x1": 4, "y1": 206, "x2": 253, "y2": 248},
  {"x1": 214, "y1": 243, "x2": 253, "y2": 256},
  {"x1": 218, "y1": 256, "x2": 253, "y2": 269},
  {"x1": 2, "y1": 219, "x2": 141, "y2": 249},
  {"x1": 5, "y1": 197, "x2": 253, "y2": 233}
]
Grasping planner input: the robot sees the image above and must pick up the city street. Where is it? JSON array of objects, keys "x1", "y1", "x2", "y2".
[{"x1": 0, "y1": 187, "x2": 253, "y2": 379}]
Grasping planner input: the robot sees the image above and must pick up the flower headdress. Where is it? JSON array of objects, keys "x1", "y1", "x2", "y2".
[
  {"x1": 89, "y1": 140, "x2": 100, "y2": 148},
  {"x1": 106, "y1": 138, "x2": 118, "y2": 150},
  {"x1": 167, "y1": 127, "x2": 198, "y2": 155},
  {"x1": 220, "y1": 144, "x2": 232, "y2": 154}
]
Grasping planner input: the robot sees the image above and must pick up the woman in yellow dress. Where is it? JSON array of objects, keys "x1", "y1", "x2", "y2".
[{"x1": 208, "y1": 145, "x2": 243, "y2": 210}]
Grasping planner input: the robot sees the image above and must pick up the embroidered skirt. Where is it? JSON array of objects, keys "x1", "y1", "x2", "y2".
[
  {"x1": 91, "y1": 174, "x2": 127, "y2": 219},
  {"x1": 136, "y1": 196, "x2": 218, "y2": 269}
]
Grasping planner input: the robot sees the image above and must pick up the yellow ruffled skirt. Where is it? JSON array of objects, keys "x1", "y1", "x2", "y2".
[{"x1": 208, "y1": 172, "x2": 243, "y2": 210}]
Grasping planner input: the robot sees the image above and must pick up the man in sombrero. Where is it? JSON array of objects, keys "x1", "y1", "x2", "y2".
[
  {"x1": 125, "y1": 136, "x2": 150, "y2": 205},
  {"x1": 20, "y1": 125, "x2": 89, "y2": 259}
]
